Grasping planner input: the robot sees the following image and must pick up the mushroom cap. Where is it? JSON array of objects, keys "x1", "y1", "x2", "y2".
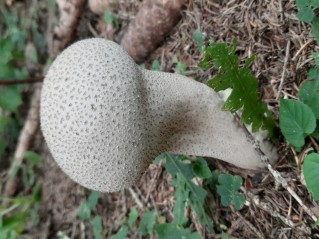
[{"x1": 41, "y1": 38, "x2": 158, "y2": 192}]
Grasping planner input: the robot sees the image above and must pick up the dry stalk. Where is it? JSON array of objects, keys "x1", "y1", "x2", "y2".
[{"x1": 4, "y1": 86, "x2": 41, "y2": 197}]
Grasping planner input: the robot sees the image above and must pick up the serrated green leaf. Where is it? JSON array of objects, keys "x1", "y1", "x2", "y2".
[
  {"x1": 138, "y1": 210, "x2": 156, "y2": 237},
  {"x1": 128, "y1": 207, "x2": 138, "y2": 229},
  {"x1": 312, "y1": 17, "x2": 319, "y2": 42},
  {"x1": 155, "y1": 223, "x2": 201, "y2": 239},
  {"x1": 279, "y1": 99, "x2": 316, "y2": 148},
  {"x1": 192, "y1": 158, "x2": 212, "y2": 179},
  {"x1": 298, "y1": 79, "x2": 319, "y2": 118},
  {"x1": 163, "y1": 153, "x2": 215, "y2": 233},
  {"x1": 303, "y1": 153, "x2": 319, "y2": 200},
  {"x1": 200, "y1": 41, "x2": 275, "y2": 137},
  {"x1": 92, "y1": 216, "x2": 103, "y2": 239},
  {"x1": 217, "y1": 174, "x2": 245, "y2": 210},
  {"x1": 112, "y1": 225, "x2": 128, "y2": 239},
  {"x1": 172, "y1": 174, "x2": 188, "y2": 226}
]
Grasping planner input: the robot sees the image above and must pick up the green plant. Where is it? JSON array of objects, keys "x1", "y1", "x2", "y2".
[
  {"x1": 104, "y1": 11, "x2": 119, "y2": 29},
  {"x1": 296, "y1": 0, "x2": 319, "y2": 42},
  {"x1": 193, "y1": 28, "x2": 206, "y2": 52},
  {"x1": 0, "y1": 184, "x2": 41, "y2": 239},
  {"x1": 199, "y1": 40, "x2": 276, "y2": 138},
  {"x1": 216, "y1": 174, "x2": 245, "y2": 210},
  {"x1": 78, "y1": 191, "x2": 104, "y2": 238},
  {"x1": 303, "y1": 153, "x2": 319, "y2": 200}
]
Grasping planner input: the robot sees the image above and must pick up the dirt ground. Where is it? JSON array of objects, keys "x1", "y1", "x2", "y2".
[{"x1": 3, "y1": 0, "x2": 319, "y2": 238}]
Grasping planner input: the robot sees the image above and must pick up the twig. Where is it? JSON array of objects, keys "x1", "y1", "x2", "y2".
[
  {"x1": 244, "y1": 188, "x2": 311, "y2": 234},
  {"x1": 128, "y1": 187, "x2": 144, "y2": 209},
  {"x1": 292, "y1": 39, "x2": 314, "y2": 61},
  {"x1": 0, "y1": 77, "x2": 43, "y2": 85},
  {"x1": 276, "y1": 40, "x2": 291, "y2": 100},
  {"x1": 310, "y1": 136, "x2": 319, "y2": 152},
  {"x1": 267, "y1": 164, "x2": 318, "y2": 222},
  {"x1": 4, "y1": 86, "x2": 41, "y2": 197},
  {"x1": 230, "y1": 205, "x2": 266, "y2": 239}
]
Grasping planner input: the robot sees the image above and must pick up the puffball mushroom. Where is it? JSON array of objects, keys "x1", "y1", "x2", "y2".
[{"x1": 41, "y1": 38, "x2": 277, "y2": 192}]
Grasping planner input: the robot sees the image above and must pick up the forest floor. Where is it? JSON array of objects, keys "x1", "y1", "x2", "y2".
[{"x1": 2, "y1": 0, "x2": 319, "y2": 238}]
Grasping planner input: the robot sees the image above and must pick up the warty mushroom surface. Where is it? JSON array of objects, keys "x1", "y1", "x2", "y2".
[{"x1": 40, "y1": 38, "x2": 277, "y2": 192}]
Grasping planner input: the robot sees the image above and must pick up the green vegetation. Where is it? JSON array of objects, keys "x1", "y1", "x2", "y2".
[
  {"x1": 199, "y1": 41, "x2": 276, "y2": 138},
  {"x1": 0, "y1": 2, "x2": 46, "y2": 238}
]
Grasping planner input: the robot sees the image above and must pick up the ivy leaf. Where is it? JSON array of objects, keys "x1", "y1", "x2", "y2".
[
  {"x1": 279, "y1": 99, "x2": 316, "y2": 148},
  {"x1": 217, "y1": 174, "x2": 245, "y2": 210},
  {"x1": 303, "y1": 153, "x2": 319, "y2": 200},
  {"x1": 199, "y1": 41, "x2": 276, "y2": 138},
  {"x1": 299, "y1": 78, "x2": 319, "y2": 118},
  {"x1": 155, "y1": 223, "x2": 201, "y2": 239}
]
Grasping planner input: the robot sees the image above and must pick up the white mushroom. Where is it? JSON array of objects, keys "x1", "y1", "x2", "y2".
[{"x1": 40, "y1": 38, "x2": 277, "y2": 192}]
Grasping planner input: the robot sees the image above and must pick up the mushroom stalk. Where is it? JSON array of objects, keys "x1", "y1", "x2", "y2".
[
  {"x1": 142, "y1": 69, "x2": 276, "y2": 169},
  {"x1": 41, "y1": 38, "x2": 277, "y2": 192}
]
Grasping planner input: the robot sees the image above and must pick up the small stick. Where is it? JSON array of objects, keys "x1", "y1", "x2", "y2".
[
  {"x1": 267, "y1": 164, "x2": 318, "y2": 222},
  {"x1": 292, "y1": 39, "x2": 314, "y2": 61},
  {"x1": 128, "y1": 187, "x2": 144, "y2": 209},
  {"x1": 310, "y1": 136, "x2": 319, "y2": 152},
  {"x1": 230, "y1": 205, "x2": 266, "y2": 239},
  {"x1": 4, "y1": 86, "x2": 41, "y2": 197},
  {"x1": 0, "y1": 77, "x2": 43, "y2": 85},
  {"x1": 276, "y1": 40, "x2": 291, "y2": 100}
]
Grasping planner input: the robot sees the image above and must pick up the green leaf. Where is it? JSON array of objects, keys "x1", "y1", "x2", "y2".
[
  {"x1": 217, "y1": 174, "x2": 245, "y2": 210},
  {"x1": 24, "y1": 151, "x2": 41, "y2": 166},
  {"x1": 112, "y1": 225, "x2": 128, "y2": 239},
  {"x1": 312, "y1": 123, "x2": 319, "y2": 141},
  {"x1": 172, "y1": 174, "x2": 188, "y2": 226},
  {"x1": 0, "y1": 87, "x2": 22, "y2": 112},
  {"x1": 87, "y1": 191, "x2": 100, "y2": 209},
  {"x1": 312, "y1": 17, "x2": 319, "y2": 42},
  {"x1": 193, "y1": 28, "x2": 205, "y2": 52},
  {"x1": 138, "y1": 210, "x2": 156, "y2": 237},
  {"x1": 303, "y1": 153, "x2": 319, "y2": 200},
  {"x1": 151, "y1": 60, "x2": 161, "y2": 71},
  {"x1": 299, "y1": 79, "x2": 319, "y2": 118},
  {"x1": 279, "y1": 99, "x2": 316, "y2": 148},
  {"x1": 200, "y1": 41, "x2": 276, "y2": 137},
  {"x1": 92, "y1": 216, "x2": 103, "y2": 239},
  {"x1": 297, "y1": 6, "x2": 314, "y2": 22},
  {"x1": 192, "y1": 158, "x2": 212, "y2": 179},
  {"x1": 128, "y1": 207, "x2": 138, "y2": 229},
  {"x1": 78, "y1": 191, "x2": 100, "y2": 220},
  {"x1": 163, "y1": 153, "x2": 215, "y2": 234},
  {"x1": 155, "y1": 223, "x2": 201, "y2": 239},
  {"x1": 103, "y1": 11, "x2": 119, "y2": 29}
]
